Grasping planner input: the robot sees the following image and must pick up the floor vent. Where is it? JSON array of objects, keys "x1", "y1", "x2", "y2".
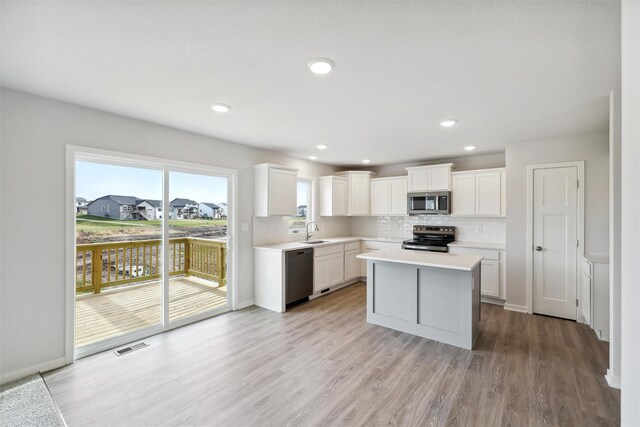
[{"x1": 114, "y1": 342, "x2": 149, "y2": 356}]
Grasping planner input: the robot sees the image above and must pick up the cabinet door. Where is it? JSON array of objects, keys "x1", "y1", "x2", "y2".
[
  {"x1": 370, "y1": 180, "x2": 390, "y2": 216},
  {"x1": 407, "y1": 169, "x2": 429, "y2": 192},
  {"x1": 581, "y1": 270, "x2": 591, "y2": 326},
  {"x1": 389, "y1": 178, "x2": 408, "y2": 215},
  {"x1": 451, "y1": 174, "x2": 476, "y2": 216},
  {"x1": 475, "y1": 171, "x2": 502, "y2": 216},
  {"x1": 333, "y1": 179, "x2": 348, "y2": 216},
  {"x1": 314, "y1": 256, "x2": 330, "y2": 292},
  {"x1": 344, "y1": 249, "x2": 360, "y2": 281},
  {"x1": 480, "y1": 260, "x2": 500, "y2": 298},
  {"x1": 328, "y1": 253, "x2": 345, "y2": 286},
  {"x1": 350, "y1": 174, "x2": 370, "y2": 215},
  {"x1": 268, "y1": 168, "x2": 297, "y2": 215},
  {"x1": 427, "y1": 166, "x2": 451, "y2": 191}
]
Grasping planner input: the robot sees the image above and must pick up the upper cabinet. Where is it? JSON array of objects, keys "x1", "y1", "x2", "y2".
[
  {"x1": 319, "y1": 176, "x2": 348, "y2": 216},
  {"x1": 335, "y1": 171, "x2": 374, "y2": 216},
  {"x1": 370, "y1": 176, "x2": 408, "y2": 216},
  {"x1": 253, "y1": 163, "x2": 298, "y2": 217},
  {"x1": 451, "y1": 168, "x2": 506, "y2": 217},
  {"x1": 405, "y1": 163, "x2": 454, "y2": 192}
]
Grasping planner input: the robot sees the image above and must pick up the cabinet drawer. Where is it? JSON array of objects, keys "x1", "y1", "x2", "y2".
[
  {"x1": 344, "y1": 241, "x2": 360, "y2": 252},
  {"x1": 449, "y1": 247, "x2": 500, "y2": 261},
  {"x1": 314, "y1": 243, "x2": 344, "y2": 258},
  {"x1": 361, "y1": 241, "x2": 401, "y2": 251}
]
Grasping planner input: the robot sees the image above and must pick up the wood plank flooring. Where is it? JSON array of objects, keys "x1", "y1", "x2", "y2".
[
  {"x1": 47, "y1": 282, "x2": 619, "y2": 426},
  {"x1": 76, "y1": 277, "x2": 227, "y2": 347}
]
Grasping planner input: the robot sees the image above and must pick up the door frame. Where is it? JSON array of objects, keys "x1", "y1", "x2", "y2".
[
  {"x1": 526, "y1": 161, "x2": 585, "y2": 318},
  {"x1": 65, "y1": 145, "x2": 238, "y2": 363}
]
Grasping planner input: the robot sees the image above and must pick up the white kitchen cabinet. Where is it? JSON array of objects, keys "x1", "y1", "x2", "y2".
[
  {"x1": 359, "y1": 240, "x2": 403, "y2": 277},
  {"x1": 314, "y1": 252, "x2": 344, "y2": 292},
  {"x1": 318, "y1": 176, "x2": 348, "y2": 216},
  {"x1": 253, "y1": 163, "x2": 298, "y2": 217},
  {"x1": 370, "y1": 176, "x2": 407, "y2": 216},
  {"x1": 405, "y1": 163, "x2": 454, "y2": 192},
  {"x1": 480, "y1": 260, "x2": 500, "y2": 298},
  {"x1": 448, "y1": 246, "x2": 506, "y2": 300},
  {"x1": 335, "y1": 171, "x2": 374, "y2": 216},
  {"x1": 581, "y1": 256, "x2": 610, "y2": 341},
  {"x1": 451, "y1": 168, "x2": 505, "y2": 217},
  {"x1": 451, "y1": 173, "x2": 476, "y2": 216},
  {"x1": 344, "y1": 249, "x2": 360, "y2": 281}
]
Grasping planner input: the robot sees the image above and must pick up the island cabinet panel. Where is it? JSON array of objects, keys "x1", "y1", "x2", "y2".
[
  {"x1": 372, "y1": 263, "x2": 417, "y2": 322},
  {"x1": 417, "y1": 267, "x2": 464, "y2": 334},
  {"x1": 365, "y1": 259, "x2": 480, "y2": 350}
]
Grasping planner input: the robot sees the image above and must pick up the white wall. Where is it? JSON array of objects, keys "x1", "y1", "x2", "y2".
[
  {"x1": 505, "y1": 132, "x2": 610, "y2": 309},
  {"x1": 0, "y1": 88, "x2": 347, "y2": 382},
  {"x1": 362, "y1": 152, "x2": 505, "y2": 177},
  {"x1": 621, "y1": 0, "x2": 640, "y2": 423}
]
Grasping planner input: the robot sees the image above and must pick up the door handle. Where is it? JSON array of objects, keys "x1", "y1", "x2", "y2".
[{"x1": 535, "y1": 246, "x2": 543, "y2": 252}]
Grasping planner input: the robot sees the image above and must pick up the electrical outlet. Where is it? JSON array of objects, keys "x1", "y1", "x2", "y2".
[{"x1": 241, "y1": 223, "x2": 249, "y2": 232}]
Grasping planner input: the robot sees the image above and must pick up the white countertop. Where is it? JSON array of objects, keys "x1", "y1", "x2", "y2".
[
  {"x1": 357, "y1": 249, "x2": 482, "y2": 271},
  {"x1": 448, "y1": 241, "x2": 506, "y2": 251},
  {"x1": 253, "y1": 236, "x2": 404, "y2": 252}
]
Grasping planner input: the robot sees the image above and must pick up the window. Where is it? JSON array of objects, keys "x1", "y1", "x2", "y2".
[{"x1": 289, "y1": 178, "x2": 312, "y2": 234}]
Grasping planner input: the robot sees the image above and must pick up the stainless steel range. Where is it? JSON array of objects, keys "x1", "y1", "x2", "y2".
[{"x1": 402, "y1": 225, "x2": 456, "y2": 253}]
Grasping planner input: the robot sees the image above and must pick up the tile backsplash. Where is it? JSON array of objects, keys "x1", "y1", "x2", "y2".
[
  {"x1": 350, "y1": 215, "x2": 506, "y2": 244},
  {"x1": 253, "y1": 215, "x2": 351, "y2": 246}
]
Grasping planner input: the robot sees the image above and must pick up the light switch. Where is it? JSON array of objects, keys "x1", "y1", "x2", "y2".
[{"x1": 241, "y1": 223, "x2": 249, "y2": 232}]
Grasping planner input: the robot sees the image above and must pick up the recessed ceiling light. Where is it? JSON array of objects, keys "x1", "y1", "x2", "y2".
[
  {"x1": 308, "y1": 58, "x2": 334, "y2": 75},
  {"x1": 362, "y1": 159, "x2": 371, "y2": 164},
  {"x1": 316, "y1": 144, "x2": 328, "y2": 150},
  {"x1": 211, "y1": 103, "x2": 231, "y2": 113},
  {"x1": 309, "y1": 155, "x2": 318, "y2": 160},
  {"x1": 440, "y1": 119, "x2": 457, "y2": 127},
  {"x1": 464, "y1": 146, "x2": 477, "y2": 151}
]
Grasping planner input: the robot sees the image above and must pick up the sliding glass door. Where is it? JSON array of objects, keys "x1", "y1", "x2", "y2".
[{"x1": 72, "y1": 150, "x2": 235, "y2": 357}]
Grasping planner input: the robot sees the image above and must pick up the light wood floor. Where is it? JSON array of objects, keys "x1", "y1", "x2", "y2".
[
  {"x1": 49, "y1": 282, "x2": 619, "y2": 426},
  {"x1": 76, "y1": 276, "x2": 227, "y2": 347}
]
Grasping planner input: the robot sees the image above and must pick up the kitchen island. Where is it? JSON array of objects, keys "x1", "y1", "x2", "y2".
[{"x1": 357, "y1": 249, "x2": 482, "y2": 350}]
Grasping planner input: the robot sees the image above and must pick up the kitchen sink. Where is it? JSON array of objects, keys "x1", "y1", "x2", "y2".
[{"x1": 300, "y1": 240, "x2": 328, "y2": 244}]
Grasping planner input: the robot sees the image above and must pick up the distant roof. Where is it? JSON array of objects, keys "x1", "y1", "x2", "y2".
[
  {"x1": 88, "y1": 195, "x2": 140, "y2": 206},
  {"x1": 200, "y1": 202, "x2": 220, "y2": 209},
  {"x1": 139, "y1": 199, "x2": 162, "y2": 208},
  {"x1": 76, "y1": 197, "x2": 88, "y2": 203},
  {"x1": 170, "y1": 198, "x2": 198, "y2": 207}
]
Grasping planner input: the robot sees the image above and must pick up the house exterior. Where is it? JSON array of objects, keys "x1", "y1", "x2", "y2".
[
  {"x1": 198, "y1": 202, "x2": 221, "y2": 219},
  {"x1": 169, "y1": 198, "x2": 199, "y2": 219},
  {"x1": 87, "y1": 195, "x2": 141, "y2": 220},
  {"x1": 135, "y1": 199, "x2": 162, "y2": 220},
  {"x1": 217, "y1": 202, "x2": 228, "y2": 218},
  {"x1": 297, "y1": 204, "x2": 307, "y2": 217},
  {"x1": 76, "y1": 197, "x2": 89, "y2": 214}
]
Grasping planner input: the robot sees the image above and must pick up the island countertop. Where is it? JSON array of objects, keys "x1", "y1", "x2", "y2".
[{"x1": 357, "y1": 249, "x2": 482, "y2": 271}]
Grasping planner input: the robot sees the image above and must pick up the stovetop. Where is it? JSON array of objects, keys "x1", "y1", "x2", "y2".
[{"x1": 402, "y1": 225, "x2": 456, "y2": 252}]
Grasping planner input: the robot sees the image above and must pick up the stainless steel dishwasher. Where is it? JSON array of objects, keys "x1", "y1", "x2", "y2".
[{"x1": 285, "y1": 248, "x2": 314, "y2": 307}]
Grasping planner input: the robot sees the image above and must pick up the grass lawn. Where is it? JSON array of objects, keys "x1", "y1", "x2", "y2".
[{"x1": 76, "y1": 214, "x2": 227, "y2": 232}]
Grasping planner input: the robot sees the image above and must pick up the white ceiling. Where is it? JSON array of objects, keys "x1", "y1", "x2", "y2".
[{"x1": 1, "y1": 1, "x2": 620, "y2": 166}]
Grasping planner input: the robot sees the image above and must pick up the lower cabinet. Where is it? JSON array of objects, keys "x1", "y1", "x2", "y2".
[
  {"x1": 314, "y1": 252, "x2": 344, "y2": 292},
  {"x1": 344, "y1": 249, "x2": 360, "y2": 282},
  {"x1": 448, "y1": 246, "x2": 505, "y2": 300}
]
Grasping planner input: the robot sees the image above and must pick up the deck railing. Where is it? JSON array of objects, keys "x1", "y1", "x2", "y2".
[{"x1": 76, "y1": 237, "x2": 227, "y2": 294}]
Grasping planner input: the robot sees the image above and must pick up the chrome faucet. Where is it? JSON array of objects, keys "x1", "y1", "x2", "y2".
[{"x1": 305, "y1": 221, "x2": 319, "y2": 241}]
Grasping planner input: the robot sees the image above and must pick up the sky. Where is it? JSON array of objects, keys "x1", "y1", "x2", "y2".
[{"x1": 76, "y1": 161, "x2": 227, "y2": 204}]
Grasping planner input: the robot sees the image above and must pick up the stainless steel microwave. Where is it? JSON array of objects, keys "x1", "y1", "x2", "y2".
[{"x1": 407, "y1": 191, "x2": 451, "y2": 215}]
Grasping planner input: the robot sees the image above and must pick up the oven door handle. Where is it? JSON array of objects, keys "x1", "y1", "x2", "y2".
[{"x1": 402, "y1": 244, "x2": 429, "y2": 250}]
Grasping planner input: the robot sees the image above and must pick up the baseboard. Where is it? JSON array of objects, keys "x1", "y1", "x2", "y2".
[
  {"x1": 237, "y1": 299, "x2": 255, "y2": 310},
  {"x1": 605, "y1": 369, "x2": 621, "y2": 389},
  {"x1": 503, "y1": 303, "x2": 528, "y2": 313},
  {"x1": 481, "y1": 296, "x2": 505, "y2": 306},
  {"x1": 0, "y1": 357, "x2": 66, "y2": 385}
]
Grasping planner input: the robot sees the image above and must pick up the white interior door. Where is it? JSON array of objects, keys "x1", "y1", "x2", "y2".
[{"x1": 532, "y1": 166, "x2": 578, "y2": 320}]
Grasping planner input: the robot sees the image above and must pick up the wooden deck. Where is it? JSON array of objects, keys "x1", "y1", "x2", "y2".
[{"x1": 76, "y1": 276, "x2": 227, "y2": 347}]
